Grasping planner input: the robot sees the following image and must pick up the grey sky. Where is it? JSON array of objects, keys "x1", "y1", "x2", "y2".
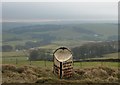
[{"x1": 2, "y1": 2, "x2": 117, "y2": 22}]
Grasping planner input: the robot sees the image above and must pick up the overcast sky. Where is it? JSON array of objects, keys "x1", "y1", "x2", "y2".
[{"x1": 2, "y1": 2, "x2": 118, "y2": 22}]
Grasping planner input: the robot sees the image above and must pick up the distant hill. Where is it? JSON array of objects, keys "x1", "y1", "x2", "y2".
[{"x1": 3, "y1": 22, "x2": 118, "y2": 49}]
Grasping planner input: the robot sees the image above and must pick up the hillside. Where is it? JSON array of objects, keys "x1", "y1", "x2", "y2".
[{"x1": 2, "y1": 23, "x2": 118, "y2": 49}]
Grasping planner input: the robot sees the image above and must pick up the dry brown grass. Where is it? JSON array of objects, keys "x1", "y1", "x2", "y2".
[
  {"x1": 2, "y1": 64, "x2": 119, "y2": 84},
  {"x1": 72, "y1": 66, "x2": 119, "y2": 83},
  {"x1": 2, "y1": 64, "x2": 42, "y2": 83}
]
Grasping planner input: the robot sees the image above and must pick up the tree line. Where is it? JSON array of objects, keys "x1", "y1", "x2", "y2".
[
  {"x1": 2, "y1": 40, "x2": 119, "y2": 61},
  {"x1": 29, "y1": 41, "x2": 119, "y2": 61},
  {"x1": 72, "y1": 41, "x2": 119, "y2": 60},
  {"x1": 29, "y1": 49, "x2": 52, "y2": 61},
  {"x1": 2, "y1": 40, "x2": 53, "y2": 52}
]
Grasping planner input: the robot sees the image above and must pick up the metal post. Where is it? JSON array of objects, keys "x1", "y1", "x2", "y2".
[
  {"x1": 60, "y1": 62, "x2": 62, "y2": 79},
  {"x1": 29, "y1": 60, "x2": 31, "y2": 65},
  {"x1": 15, "y1": 58, "x2": 18, "y2": 65}
]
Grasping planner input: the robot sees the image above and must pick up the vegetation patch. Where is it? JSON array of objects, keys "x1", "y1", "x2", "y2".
[{"x1": 2, "y1": 64, "x2": 119, "y2": 84}]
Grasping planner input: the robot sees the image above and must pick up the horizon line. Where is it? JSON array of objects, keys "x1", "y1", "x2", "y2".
[{"x1": 1, "y1": 19, "x2": 117, "y2": 23}]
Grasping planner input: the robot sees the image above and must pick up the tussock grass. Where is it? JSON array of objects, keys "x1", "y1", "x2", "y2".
[{"x1": 2, "y1": 64, "x2": 119, "y2": 84}]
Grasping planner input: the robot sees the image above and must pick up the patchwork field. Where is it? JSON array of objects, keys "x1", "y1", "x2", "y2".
[{"x1": 3, "y1": 23, "x2": 118, "y2": 49}]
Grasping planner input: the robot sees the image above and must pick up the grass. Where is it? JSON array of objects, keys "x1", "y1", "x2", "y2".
[
  {"x1": 2, "y1": 51, "x2": 26, "y2": 57},
  {"x1": 3, "y1": 40, "x2": 26, "y2": 47},
  {"x1": 2, "y1": 58, "x2": 119, "y2": 69},
  {"x1": 39, "y1": 44, "x2": 60, "y2": 50},
  {"x1": 2, "y1": 51, "x2": 119, "y2": 83},
  {"x1": 2, "y1": 64, "x2": 119, "y2": 83},
  {"x1": 3, "y1": 58, "x2": 53, "y2": 68},
  {"x1": 85, "y1": 52, "x2": 119, "y2": 60},
  {"x1": 103, "y1": 52, "x2": 119, "y2": 59},
  {"x1": 74, "y1": 62, "x2": 119, "y2": 69},
  {"x1": 39, "y1": 40, "x2": 88, "y2": 50},
  {"x1": 2, "y1": 51, "x2": 119, "y2": 68}
]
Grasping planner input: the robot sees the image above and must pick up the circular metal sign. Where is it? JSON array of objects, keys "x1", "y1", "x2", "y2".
[{"x1": 54, "y1": 47, "x2": 72, "y2": 62}]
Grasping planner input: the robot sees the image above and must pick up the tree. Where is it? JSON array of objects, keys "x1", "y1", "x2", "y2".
[
  {"x1": 72, "y1": 41, "x2": 118, "y2": 60},
  {"x1": 15, "y1": 45, "x2": 25, "y2": 50},
  {"x1": 2, "y1": 45, "x2": 13, "y2": 52},
  {"x1": 29, "y1": 50, "x2": 39, "y2": 61},
  {"x1": 29, "y1": 49, "x2": 52, "y2": 61}
]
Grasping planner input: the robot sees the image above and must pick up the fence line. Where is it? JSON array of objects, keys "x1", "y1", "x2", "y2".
[
  {"x1": 74, "y1": 59, "x2": 120, "y2": 62},
  {"x1": 3, "y1": 58, "x2": 119, "y2": 68}
]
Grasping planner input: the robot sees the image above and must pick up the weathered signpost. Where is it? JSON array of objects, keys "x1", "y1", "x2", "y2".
[{"x1": 53, "y1": 47, "x2": 73, "y2": 79}]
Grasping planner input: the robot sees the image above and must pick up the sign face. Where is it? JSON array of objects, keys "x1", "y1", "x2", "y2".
[{"x1": 53, "y1": 47, "x2": 73, "y2": 79}]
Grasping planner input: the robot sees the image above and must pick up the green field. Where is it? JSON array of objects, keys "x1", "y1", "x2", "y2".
[
  {"x1": 2, "y1": 57, "x2": 120, "y2": 68},
  {"x1": 2, "y1": 51, "x2": 119, "y2": 68},
  {"x1": 3, "y1": 59, "x2": 119, "y2": 69},
  {"x1": 103, "y1": 52, "x2": 119, "y2": 59},
  {"x1": 86, "y1": 52, "x2": 119, "y2": 60},
  {"x1": 2, "y1": 51, "x2": 26, "y2": 57}
]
